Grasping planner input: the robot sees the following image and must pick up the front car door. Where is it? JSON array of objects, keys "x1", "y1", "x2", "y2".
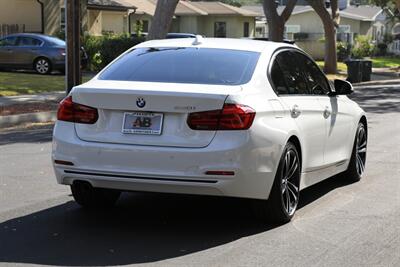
[
  {"x1": 295, "y1": 52, "x2": 353, "y2": 169},
  {"x1": 0, "y1": 36, "x2": 18, "y2": 65},
  {"x1": 270, "y1": 50, "x2": 326, "y2": 176}
]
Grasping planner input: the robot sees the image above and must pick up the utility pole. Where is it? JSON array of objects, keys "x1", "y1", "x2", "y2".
[{"x1": 66, "y1": 0, "x2": 81, "y2": 94}]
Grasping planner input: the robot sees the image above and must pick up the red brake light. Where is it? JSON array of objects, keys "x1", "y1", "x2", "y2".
[
  {"x1": 187, "y1": 104, "x2": 255, "y2": 130},
  {"x1": 57, "y1": 96, "x2": 98, "y2": 124}
]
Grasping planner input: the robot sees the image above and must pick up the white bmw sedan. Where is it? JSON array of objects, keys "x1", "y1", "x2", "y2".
[{"x1": 52, "y1": 37, "x2": 367, "y2": 223}]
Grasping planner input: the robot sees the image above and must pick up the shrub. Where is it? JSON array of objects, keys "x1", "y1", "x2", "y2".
[
  {"x1": 337, "y1": 41, "x2": 350, "y2": 61},
  {"x1": 54, "y1": 30, "x2": 65, "y2": 40},
  {"x1": 351, "y1": 35, "x2": 375, "y2": 59},
  {"x1": 376, "y1": 43, "x2": 388, "y2": 56},
  {"x1": 83, "y1": 33, "x2": 145, "y2": 71}
]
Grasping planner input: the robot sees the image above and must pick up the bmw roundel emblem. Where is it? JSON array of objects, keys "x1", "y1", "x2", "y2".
[{"x1": 136, "y1": 97, "x2": 146, "y2": 108}]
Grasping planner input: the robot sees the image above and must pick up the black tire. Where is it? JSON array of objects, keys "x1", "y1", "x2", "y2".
[
  {"x1": 342, "y1": 122, "x2": 367, "y2": 182},
  {"x1": 253, "y1": 142, "x2": 301, "y2": 224},
  {"x1": 34, "y1": 57, "x2": 52, "y2": 75},
  {"x1": 71, "y1": 181, "x2": 121, "y2": 209}
]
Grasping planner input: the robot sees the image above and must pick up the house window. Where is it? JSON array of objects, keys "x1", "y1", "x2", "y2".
[
  {"x1": 61, "y1": 8, "x2": 65, "y2": 31},
  {"x1": 142, "y1": 20, "x2": 149, "y2": 32},
  {"x1": 136, "y1": 20, "x2": 149, "y2": 33},
  {"x1": 338, "y1": 25, "x2": 350, "y2": 33},
  {"x1": 214, "y1": 22, "x2": 226, "y2": 38},
  {"x1": 285, "y1": 25, "x2": 300, "y2": 33},
  {"x1": 243, "y1": 22, "x2": 250, "y2": 37}
]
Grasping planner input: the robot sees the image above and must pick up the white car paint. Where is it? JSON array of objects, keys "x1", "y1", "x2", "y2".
[{"x1": 52, "y1": 38, "x2": 366, "y2": 200}]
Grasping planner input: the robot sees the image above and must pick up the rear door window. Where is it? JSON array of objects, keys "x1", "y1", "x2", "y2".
[
  {"x1": 270, "y1": 61, "x2": 289, "y2": 94},
  {"x1": 99, "y1": 47, "x2": 260, "y2": 86},
  {"x1": 273, "y1": 51, "x2": 309, "y2": 95},
  {"x1": 17, "y1": 37, "x2": 43, "y2": 46}
]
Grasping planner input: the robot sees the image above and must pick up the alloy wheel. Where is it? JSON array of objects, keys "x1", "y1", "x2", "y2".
[
  {"x1": 36, "y1": 59, "x2": 50, "y2": 74},
  {"x1": 355, "y1": 125, "x2": 367, "y2": 176},
  {"x1": 281, "y1": 148, "x2": 300, "y2": 216}
]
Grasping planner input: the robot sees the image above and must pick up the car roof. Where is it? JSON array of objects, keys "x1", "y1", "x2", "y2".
[
  {"x1": 3, "y1": 33, "x2": 47, "y2": 38},
  {"x1": 134, "y1": 37, "x2": 295, "y2": 53}
]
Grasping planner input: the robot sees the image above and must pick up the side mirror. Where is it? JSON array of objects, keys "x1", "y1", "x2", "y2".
[{"x1": 331, "y1": 79, "x2": 353, "y2": 95}]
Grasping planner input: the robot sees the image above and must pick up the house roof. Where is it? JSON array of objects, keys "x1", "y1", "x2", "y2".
[
  {"x1": 127, "y1": 0, "x2": 258, "y2": 16},
  {"x1": 241, "y1": 4, "x2": 383, "y2": 21},
  {"x1": 88, "y1": 0, "x2": 137, "y2": 11},
  {"x1": 339, "y1": 5, "x2": 383, "y2": 21}
]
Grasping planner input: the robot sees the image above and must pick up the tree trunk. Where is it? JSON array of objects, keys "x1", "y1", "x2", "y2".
[
  {"x1": 322, "y1": 18, "x2": 337, "y2": 74},
  {"x1": 307, "y1": 0, "x2": 338, "y2": 74},
  {"x1": 396, "y1": 0, "x2": 400, "y2": 12},
  {"x1": 266, "y1": 16, "x2": 285, "y2": 42},
  {"x1": 263, "y1": 0, "x2": 297, "y2": 42},
  {"x1": 147, "y1": 0, "x2": 179, "y2": 40}
]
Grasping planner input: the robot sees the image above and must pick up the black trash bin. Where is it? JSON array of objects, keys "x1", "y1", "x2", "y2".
[
  {"x1": 345, "y1": 59, "x2": 363, "y2": 83},
  {"x1": 361, "y1": 60, "x2": 372, "y2": 82},
  {"x1": 345, "y1": 59, "x2": 372, "y2": 83}
]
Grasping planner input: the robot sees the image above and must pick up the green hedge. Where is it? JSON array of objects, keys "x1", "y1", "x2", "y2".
[{"x1": 83, "y1": 34, "x2": 145, "y2": 71}]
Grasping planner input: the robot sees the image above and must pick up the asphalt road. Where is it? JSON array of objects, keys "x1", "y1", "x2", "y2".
[{"x1": 0, "y1": 85, "x2": 399, "y2": 267}]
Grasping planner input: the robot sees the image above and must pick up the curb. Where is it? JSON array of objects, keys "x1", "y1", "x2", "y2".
[{"x1": 0, "y1": 111, "x2": 57, "y2": 128}]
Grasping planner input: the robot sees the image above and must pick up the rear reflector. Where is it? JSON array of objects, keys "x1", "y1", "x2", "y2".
[
  {"x1": 187, "y1": 103, "x2": 255, "y2": 130},
  {"x1": 57, "y1": 96, "x2": 98, "y2": 124},
  {"x1": 54, "y1": 160, "x2": 74, "y2": 166},
  {"x1": 205, "y1": 171, "x2": 235, "y2": 176}
]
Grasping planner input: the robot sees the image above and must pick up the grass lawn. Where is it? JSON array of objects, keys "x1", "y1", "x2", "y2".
[
  {"x1": 0, "y1": 71, "x2": 94, "y2": 97},
  {"x1": 316, "y1": 57, "x2": 400, "y2": 74},
  {"x1": 370, "y1": 57, "x2": 400, "y2": 68},
  {"x1": 316, "y1": 61, "x2": 348, "y2": 73}
]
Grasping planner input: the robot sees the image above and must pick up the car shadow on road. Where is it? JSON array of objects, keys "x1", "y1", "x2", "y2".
[
  {"x1": 350, "y1": 85, "x2": 400, "y2": 114},
  {"x1": 0, "y1": 175, "x2": 354, "y2": 266}
]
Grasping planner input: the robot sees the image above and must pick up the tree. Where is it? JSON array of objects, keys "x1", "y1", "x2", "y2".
[
  {"x1": 147, "y1": 0, "x2": 180, "y2": 40},
  {"x1": 262, "y1": 0, "x2": 297, "y2": 42},
  {"x1": 307, "y1": 0, "x2": 339, "y2": 74},
  {"x1": 371, "y1": 0, "x2": 400, "y2": 11}
]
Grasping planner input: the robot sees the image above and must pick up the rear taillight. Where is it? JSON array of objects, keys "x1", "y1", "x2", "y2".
[
  {"x1": 57, "y1": 96, "x2": 98, "y2": 124},
  {"x1": 60, "y1": 48, "x2": 66, "y2": 56},
  {"x1": 187, "y1": 104, "x2": 255, "y2": 130}
]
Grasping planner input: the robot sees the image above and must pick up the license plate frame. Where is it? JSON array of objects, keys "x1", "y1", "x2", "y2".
[{"x1": 122, "y1": 112, "x2": 164, "y2": 135}]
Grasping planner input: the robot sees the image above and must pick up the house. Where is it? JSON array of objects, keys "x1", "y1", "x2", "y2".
[
  {"x1": 0, "y1": 0, "x2": 257, "y2": 38},
  {"x1": 242, "y1": 4, "x2": 386, "y2": 59},
  {"x1": 0, "y1": 0, "x2": 137, "y2": 36},
  {"x1": 129, "y1": 0, "x2": 258, "y2": 38}
]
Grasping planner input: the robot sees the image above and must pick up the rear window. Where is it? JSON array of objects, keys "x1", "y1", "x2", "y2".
[
  {"x1": 44, "y1": 36, "x2": 65, "y2": 46},
  {"x1": 99, "y1": 47, "x2": 260, "y2": 85}
]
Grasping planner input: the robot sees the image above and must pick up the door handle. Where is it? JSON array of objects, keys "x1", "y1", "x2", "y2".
[
  {"x1": 291, "y1": 105, "x2": 301, "y2": 118},
  {"x1": 323, "y1": 107, "x2": 331, "y2": 118}
]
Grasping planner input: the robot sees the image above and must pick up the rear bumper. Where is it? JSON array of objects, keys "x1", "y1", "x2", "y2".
[{"x1": 52, "y1": 121, "x2": 279, "y2": 200}]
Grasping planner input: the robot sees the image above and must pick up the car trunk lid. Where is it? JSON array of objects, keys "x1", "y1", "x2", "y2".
[{"x1": 72, "y1": 80, "x2": 240, "y2": 148}]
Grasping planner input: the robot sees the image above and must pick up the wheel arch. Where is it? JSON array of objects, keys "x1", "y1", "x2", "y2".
[{"x1": 287, "y1": 135, "x2": 303, "y2": 172}]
